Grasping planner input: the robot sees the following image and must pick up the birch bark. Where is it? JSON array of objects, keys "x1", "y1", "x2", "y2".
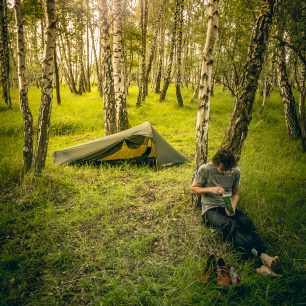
[
  {"x1": 113, "y1": 0, "x2": 128, "y2": 131},
  {"x1": 33, "y1": 0, "x2": 57, "y2": 173},
  {"x1": 14, "y1": 0, "x2": 34, "y2": 172},
  {"x1": 99, "y1": 0, "x2": 116, "y2": 135},
  {"x1": 221, "y1": 0, "x2": 278, "y2": 158},
  {"x1": 195, "y1": 0, "x2": 219, "y2": 167}
]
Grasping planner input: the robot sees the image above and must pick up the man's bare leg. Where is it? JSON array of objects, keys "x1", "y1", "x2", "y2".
[
  {"x1": 260, "y1": 253, "x2": 280, "y2": 269},
  {"x1": 256, "y1": 265, "x2": 280, "y2": 277}
]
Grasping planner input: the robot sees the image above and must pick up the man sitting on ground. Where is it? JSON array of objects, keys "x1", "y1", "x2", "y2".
[{"x1": 190, "y1": 149, "x2": 279, "y2": 276}]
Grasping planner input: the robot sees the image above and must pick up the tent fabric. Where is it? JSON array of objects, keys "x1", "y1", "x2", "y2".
[{"x1": 53, "y1": 121, "x2": 188, "y2": 169}]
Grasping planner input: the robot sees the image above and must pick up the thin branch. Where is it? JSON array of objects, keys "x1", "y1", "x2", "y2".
[{"x1": 272, "y1": 35, "x2": 306, "y2": 65}]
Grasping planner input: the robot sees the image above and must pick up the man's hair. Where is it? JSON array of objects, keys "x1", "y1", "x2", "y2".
[{"x1": 212, "y1": 149, "x2": 237, "y2": 170}]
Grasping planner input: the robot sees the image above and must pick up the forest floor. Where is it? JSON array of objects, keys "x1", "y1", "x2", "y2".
[{"x1": 0, "y1": 85, "x2": 305, "y2": 305}]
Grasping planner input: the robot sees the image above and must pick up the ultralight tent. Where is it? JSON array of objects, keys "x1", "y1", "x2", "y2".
[{"x1": 53, "y1": 122, "x2": 188, "y2": 169}]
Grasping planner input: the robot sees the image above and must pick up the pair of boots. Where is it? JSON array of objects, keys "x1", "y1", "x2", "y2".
[{"x1": 198, "y1": 255, "x2": 240, "y2": 286}]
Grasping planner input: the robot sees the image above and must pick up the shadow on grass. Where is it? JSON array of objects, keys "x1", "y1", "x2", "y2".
[{"x1": 0, "y1": 174, "x2": 80, "y2": 306}]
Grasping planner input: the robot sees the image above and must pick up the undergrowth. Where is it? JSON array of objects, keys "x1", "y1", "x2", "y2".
[{"x1": 0, "y1": 85, "x2": 305, "y2": 305}]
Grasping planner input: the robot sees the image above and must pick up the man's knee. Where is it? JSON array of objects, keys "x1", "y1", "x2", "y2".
[
  {"x1": 219, "y1": 219, "x2": 239, "y2": 239},
  {"x1": 235, "y1": 213, "x2": 254, "y2": 229}
]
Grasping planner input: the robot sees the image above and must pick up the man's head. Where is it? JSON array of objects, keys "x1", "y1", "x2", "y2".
[{"x1": 212, "y1": 149, "x2": 237, "y2": 172}]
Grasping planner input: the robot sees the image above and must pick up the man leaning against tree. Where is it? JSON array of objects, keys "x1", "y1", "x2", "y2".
[{"x1": 190, "y1": 149, "x2": 280, "y2": 276}]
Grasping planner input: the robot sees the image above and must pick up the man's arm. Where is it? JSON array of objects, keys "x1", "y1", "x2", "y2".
[
  {"x1": 231, "y1": 187, "x2": 240, "y2": 210},
  {"x1": 190, "y1": 181, "x2": 224, "y2": 195}
]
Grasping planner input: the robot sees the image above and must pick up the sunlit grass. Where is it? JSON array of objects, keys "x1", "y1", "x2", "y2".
[{"x1": 0, "y1": 84, "x2": 305, "y2": 305}]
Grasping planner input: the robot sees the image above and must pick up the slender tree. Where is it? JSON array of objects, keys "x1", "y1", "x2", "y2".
[
  {"x1": 144, "y1": 0, "x2": 163, "y2": 97},
  {"x1": 99, "y1": 0, "x2": 116, "y2": 135},
  {"x1": 136, "y1": 0, "x2": 148, "y2": 107},
  {"x1": 54, "y1": 43, "x2": 61, "y2": 105},
  {"x1": 89, "y1": 20, "x2": 102, "y2": 96},
  {"x1": 155, "y1": 25, "x2": 165, "y2": 93},
  {"x1": 159, "y1": 0, "x2": 179, "y2": 102},
  {"x1": 275, "y1": 35, "x2": 301, "y2": 139},
  {"x1": 33, "y1": 0, "x2": 57, "y2": 173},
  {"x1": 221, "y1": 0, "x2": 278, "y2": 158},
  {"x1": 85, "y1": 0, "x2": 91, "y2": 92},
  {"x1": 113, "y1": 0, "x2": 129, "y2": 131},
  {"x1": 0, "y1": 0, "x2": 12, "y2": 107},
  {"x1": 13, "y1": 0, "x2": 34, "y2": 172},
  {"x1": 295, "y1": 62, "x2": 306, "y2": 150},
  {"x1": 175, "y1": 0, "x2": 184, "y2": 107},
  {"x1": 195, "y1": 0, "x2": 219, "y2": 167}
]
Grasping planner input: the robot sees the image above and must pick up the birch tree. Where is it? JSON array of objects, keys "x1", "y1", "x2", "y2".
[
  {"x1": 136, "y1": 0, "x2": 148, "y2": 107},
  {"x1": 195, "y1": 0, "x2": 219, "y2": 167},
  {"x1": 33, "y1": 0, "x2": 57, "y2": 173},
  {"x1": 159, "y1": 0, "x2": 179, "y2": 102},
  {"x1": 175, "y1": 0, "x2": 184, "y2": 107},
  {"x1": 144, "y1": 0, "x2": 163, "y2": 97},
  {"x1": 221, "y1": 0, "x2": 278, "y2": 158},
  {"x1": 99, "y1": 0, "x2": 116, "y2": 135},
  {"x1": 0, "y1": 0, "x2": 12, "y2": 108},
  {"x1": 113, "y1": 0, "x2": 129, "y2": 131},
  {"x1": 275, "y1": 35, "x2": 301, "y2": 139},
  {"x1": 14, "y1": 0, "x2": 34, "y2": 172}
]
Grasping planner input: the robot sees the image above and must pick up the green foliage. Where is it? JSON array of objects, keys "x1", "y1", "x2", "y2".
[{"x1": 0, "y1": 85, "x2": 305, "y2": 305}]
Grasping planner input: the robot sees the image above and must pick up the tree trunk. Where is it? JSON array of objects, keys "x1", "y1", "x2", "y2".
[
  {"x1": 90, "y1": 21, "x2": 103, "y2": 96},
  {"x1": 85, "y1": 0, "x2": 91, "y2": 92},
  {"x1": 136, "y1": 0, "x2": 148, "y2": 107},
  {"x1": 113, "y1": 0, "x2": 129, "y2": 131},
  {"x1": 221, "y1": 0, "x2": 277, "y2": 158},
  {"x1": 295, "y1": 63, "x2": 306, "y2": 150},
  {"x1": 14, "y1": 0, "x2": 34, "y2": 172},
  {"x1": 159, "y1": 1, "x2": 179, "y2": 102},
  {"x1": 59, "y1": 30, "x2": 77, "y2": 94},
  {"x1": 144, "y1": 0, "x2": 163, "y2": 97},
  {"x1": 155, "y1": 26, "x2": 165, "y2": 93},
  {"x1": 195, "y1": 0, "x2": 219, "y2": 168},
  {"x1": 175, "y1": 0, "x2": 184, "y2": 107},
  {"x1": 259, "y1": 75, "x2": 267, "y2": 114},
  {"x1": 54, "y1": 43, "x2": 61, "y2": 105},
  {"x1": 0, "y1": 0, "x2": 12, "y2": 107},
  {"x1": 99, "y1": 0, "x2": 116, "y2": 135},
  {"x1": 275, "y1": 40, "x2": 301, "y2": 140},
  {"x1": 33, "y1": 0, "x2": 57, "y2": 174},
  {"x1": 77, "y1": 34, "x2": 86, "y2": 95}
]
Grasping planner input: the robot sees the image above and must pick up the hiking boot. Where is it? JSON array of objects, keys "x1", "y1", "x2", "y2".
[
  {"x1": 216, "y1": 258, "x2": 231, "y2": 286},
  {"x1": 198, "y1": 255, "x2": 216, "y2": 284}
]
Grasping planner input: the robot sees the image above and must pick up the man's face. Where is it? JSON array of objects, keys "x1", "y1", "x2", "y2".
[{"x1": 216, "y1": 163, "x2": 231, "y2": 175}]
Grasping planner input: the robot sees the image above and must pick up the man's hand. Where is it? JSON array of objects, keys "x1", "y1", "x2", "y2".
[
  {"x1": 207, "y1": 186, "x2": 225, "y2": 195},
  {"x1": 225, "y1": 207, "x2": 235, "y2": 217}
]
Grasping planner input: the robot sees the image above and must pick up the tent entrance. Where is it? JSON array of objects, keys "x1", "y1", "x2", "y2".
[{"x1": 100, "y1": 137, "x2": 155, "y2": 162}]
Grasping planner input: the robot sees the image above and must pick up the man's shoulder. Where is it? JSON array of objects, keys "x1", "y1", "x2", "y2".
[
  {"x1": 231, "y1": 166, "x2": 241, "y2": 178},
  {"x1": 232, "y1": 166, "x2": 240, "y2": 174},
  {"x1": 198, "y1": 162, "x2": 214, "y2": 172}
]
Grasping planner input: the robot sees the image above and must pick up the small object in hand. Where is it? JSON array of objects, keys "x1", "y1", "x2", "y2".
[{"x1": 223, "y1": 194, "x2": 234, "y2": 214}]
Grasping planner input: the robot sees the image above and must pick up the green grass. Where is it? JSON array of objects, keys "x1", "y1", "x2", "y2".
[{"x1": 0, "y1": 85, "x2": 305, "y2": 305}]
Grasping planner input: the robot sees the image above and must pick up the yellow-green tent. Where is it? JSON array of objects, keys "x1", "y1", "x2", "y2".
[{"x1": 53, "y1": 122, "x2": 187, "y2": 169}]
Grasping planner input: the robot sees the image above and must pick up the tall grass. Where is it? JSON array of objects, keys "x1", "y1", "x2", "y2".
[{"x1": 0, "y1": 85, "x2": 305, "y2": 305}]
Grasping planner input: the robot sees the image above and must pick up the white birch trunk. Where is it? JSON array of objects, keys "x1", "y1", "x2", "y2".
[
  {"x1": 195, "y1": 0, "x2": 219, "y2": 167},
  {"x1": 99, "y1": 0, "x2": 116, "y2": 135},
  {"x1": 14, "y1": 0, "x2": 34, "y2": 172},
  {"x1": 113, "y1": 0, "x2": 128, "y2": 131},
  {"x1": 33, "y1": 0, "x2": 57, "y2": 173}
]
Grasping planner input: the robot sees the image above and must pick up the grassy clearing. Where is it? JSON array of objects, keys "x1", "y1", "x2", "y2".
[{"x1": 0, "y1": 85, "x2": 305, "y2": 305}]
